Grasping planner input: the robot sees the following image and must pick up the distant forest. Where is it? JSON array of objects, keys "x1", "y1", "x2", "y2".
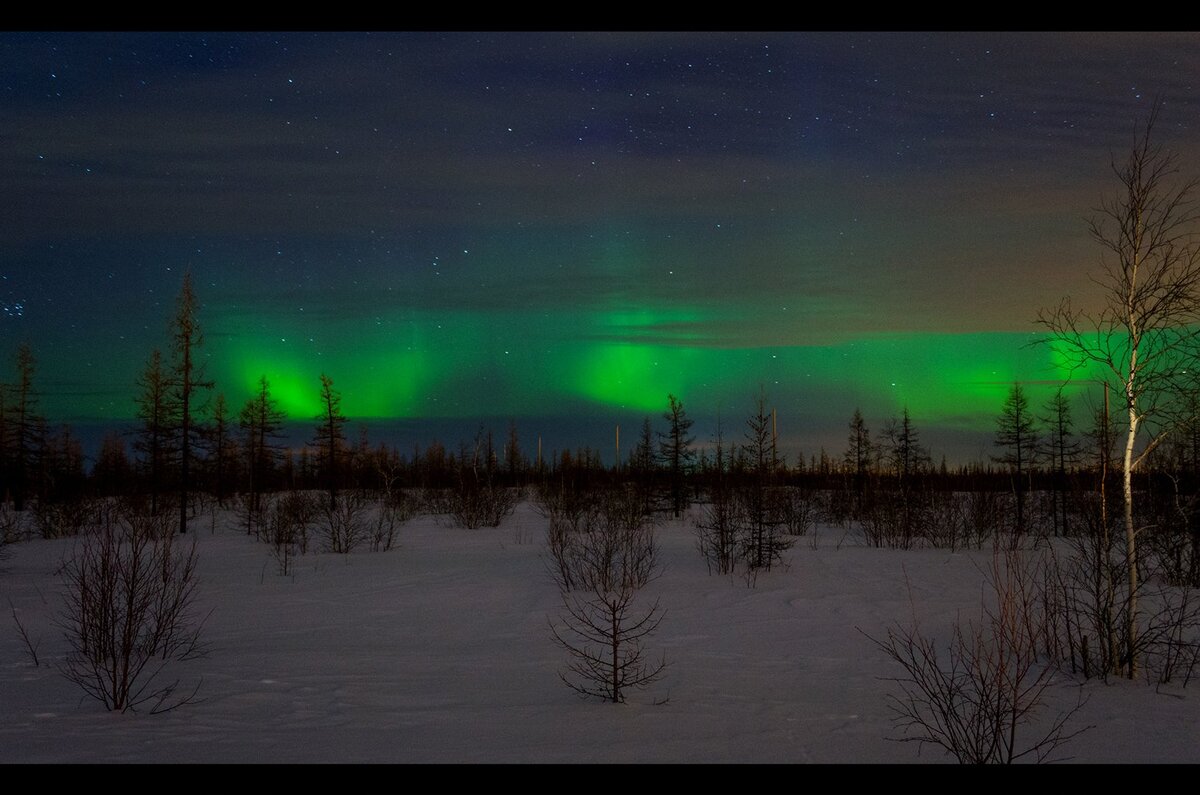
[{"x1": 1, "y1": 270, "x2": 1199, "y2": 562}]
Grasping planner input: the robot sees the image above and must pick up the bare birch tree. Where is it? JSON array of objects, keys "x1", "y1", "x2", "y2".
[{"x1": 1037, "y1": 106, "x2": 1200, "y2": 677}]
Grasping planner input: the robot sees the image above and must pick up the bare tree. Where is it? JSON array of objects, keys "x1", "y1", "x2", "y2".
[
  {"x1": 550, "y1": 585, "x2": 667, "y2": 704},
  {"x1": 883, "y1": 407, "x2": 929, "y2": 492},
  {"x1": 133, "y1": 349, "x2": 175, "y2": 516},
  {"x1": 0, "y1": 378, "x2": 7, "y2": 505},
  {"x1": 548, "y1": 488, "x2": 667, "y2": 703},
  {"x1": 504, "y1": 419, "x2": 525, "y2": 485},
  {"x1": 695, "y1": 416, "x2": 743, "y2": 575},
  {"x1": 740, "y1": 390, "x2": 791, "y2": 573},
  {"x1": 993, "y1": 383, "x2": 1038, "y2": 540},
  {"x1": 8, "y1": 343, "x2": 43, "y2": 511},
  {"x1": 168, "y1": 272, "x2": 213, "y2": 534},
  {"x1": 238, "y1": 376, "x2": 287, "y2": 535},
  {"x1": 1039, "y1": 388, "x2": 1082, "y2": 537},
  {"x1": 206, "y1": 393, "x2": 235, "y2": 507},
  {"x1": 313, "y1": 373, "x2": 348, "y2": 512},
  {"x1": 659, "y1": 394, "x2": 695, "y2": 519},
  {"x1": 92, "y1": 432, "x2": 133, "y2": 498},
  {"x1": 629, "y1": 416, "x2": 658, "y2": 515},
  {"x1": 844, "y1": 408, "x2": 874, "y2": 516},
  {"x1": 1037, "y1": 107, "x2": 1200, "y2": 677}
]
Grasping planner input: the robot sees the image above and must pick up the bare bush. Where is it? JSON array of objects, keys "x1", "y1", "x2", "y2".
[
  {"x1": 578, "y1": 493, "x2": 659, "y2": 594},
  {"x1": 546, "y1": 487, "x2": 658, "y2": 594},
  {"x1": 262, "y1": 492, "x2": 321, "y2": 574},
  {"x1": 859, "y1": 491, "x2": 1004, "y2": 552},
  {"x1": 266, "y1": 507, "x2": 298, "y2": 576},
  {"x1": 1037, "y1": 520, "x2": 1131, "y2": 680},
  {"x1": 370, "y1": 490, "x2": 417, "y2": 552},
  {"x1": 777, "y1": 486, "x2": 817, "y2": 537},
  {"x1": 1142, "y1": 478, "x2": 1200, "y2": 589},
  {"x1": 923, "y1": 491, "x2": 1002, "y2": 552},
  {"x1": 694, "y1": 487, "x2": 744, "y2": 576},
  {"x1": 449, "y1": 483, "x2": 518, "y2": 529},
  {"x1": 236, "y1": 490, "x2": 268, "y2": 538},
  {"x1": 693, "y1": 483, "x2": 795, "y2": 582},
  {"x1": 822, "y1": 487, "x2": 856, "y2": 527},
  {"x1": 57, "y1": 509, "x2": 206, "y2": 713},
  {"x1": 420, "y1": 488, "x2": 453, "y2": 516},
  {"x1": 545, "y1": 514, "x2": 579, "y2": 593},
  {"x1": 1140, "y1": 581, "x2": 1200, "y2": 688},
  {"x1": 534, "y1": 481, "x2": 595, "y2": 529},
  {"x1": 1038, "y1": 500, "x2": 1200, "y2": 688},
  {"x1": 322, "y1": 493, "x2": 368, "y2": 554},
  {"x1": 188, "y1": 489, "x2": 215, "y2": 520},
  {"x1": 861, "y1": 490, "x2": 919, "y2": 550},
  {"x1": 965, "y1": 490, "x2": 1005, "y2": 547},
  {"x1": 0, "y1": 501, "x2": 27, "y2": 547},
  {"x1": 276, "y1": 492, "x2": 320, "y2": 552},
  {"x1": 920, "y1": 491, "x2": 967, "y2": 551},
  {"x1": 33, "y1": 497, "x2": 101, "y2": 539},
  {"x1": 866, "y1": 549, "x2": 1090, "y2": 763}
]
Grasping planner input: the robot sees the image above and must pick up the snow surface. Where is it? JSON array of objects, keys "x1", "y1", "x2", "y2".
[{"x1": 1, "y1": 498, "x2": 1197, "y2": 767}]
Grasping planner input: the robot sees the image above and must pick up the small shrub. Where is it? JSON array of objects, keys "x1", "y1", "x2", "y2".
[
  {"x1": 866, "y1": 549, "x2": 1090, "y2": 763},
  {"x1": 449, "y1": 484, "x2": 517, "y2": 529},
  {"x1": 370, "y1": 490, "x2": 417, "y2": 552},
  {"x1": 57, "y1": 509, "x2": 206, "y2": 713},
  {"x1": 322, "y1": 493, "x2": 368, "y2": 554},
  {"x1": 33, "y1": 497, "x2": 100, "y2": 539}
]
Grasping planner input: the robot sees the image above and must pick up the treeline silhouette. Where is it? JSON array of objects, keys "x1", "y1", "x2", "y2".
[{"x1": 2, "y1": 275, "x2": 1200, "y2": 588}]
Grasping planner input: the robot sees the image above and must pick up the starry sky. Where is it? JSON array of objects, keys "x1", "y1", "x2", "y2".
[{"x1": 3, "y1": 31, "x2": 1200, "y2": 464}]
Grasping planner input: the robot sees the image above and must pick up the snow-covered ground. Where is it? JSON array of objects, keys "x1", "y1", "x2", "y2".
[{"x1": 1, "y1": 498, "x2": 1197, "y2": 765}]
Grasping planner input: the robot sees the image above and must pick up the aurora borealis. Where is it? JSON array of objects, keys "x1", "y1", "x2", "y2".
[{"x1": 4, "y1": 31, "x2": 1200, "y2": 464}]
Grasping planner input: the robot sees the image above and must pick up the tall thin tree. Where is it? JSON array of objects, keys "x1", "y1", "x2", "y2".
[
  {"x1": 659, "y1": 394, "x2": 695, "y2": 519},
  {"x1": 9, "y1": 343, "x2": 42, "y2": 510},
  {"x1": 1037, "y1": 107, "x2": 1200, "y2": 677},
  {"x1": 208, "y1": 392, "x2": 234, "y2": 506},
  {"x1": 630, "y1": 416, "x2": 657, "y2": 515},
  {"x1": 239, "y1": 375, "x2": 287, "y2": 532},
  {"x1": 844, "y1": 408, "x2": 873, "y2": 514},
  {"x1": 742, "y1": 389, "x2": 787, "y2": 571},
  {"x1": 883, "y1": 407, "x2": 928, "y2": 492},
  {"x1": 169, "y1": 272, "x2": 212, "y2": 534},
  {"x1": 134, "y1": 349, "x2": 173, "y2": 516},
  {"x1": 1040, "y1": 388, "x2": 1081, "y2": 536},
  {"x1": 0, "y1": 373, "x2": 9, "y2": 504},
  {"x1": 313, "y1": 373, "x2": 348, "y2": 511},
  {"x1": 993, "y1": 382, "x2": 1038, "y2": 539}
]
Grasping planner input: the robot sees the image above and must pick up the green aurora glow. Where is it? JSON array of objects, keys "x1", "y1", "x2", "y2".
[
  {"x1": 37, "y1": 304, "x2": 1088, "y2": 440},
  {"x1": 10, "y1": 32, "x2": 1194, "y2": 463}
]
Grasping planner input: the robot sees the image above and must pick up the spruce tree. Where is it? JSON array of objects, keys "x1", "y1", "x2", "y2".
[
  {"x1": 659, "y1": 394, "x2": 695, "y2": 519},
  {"x1": 239, "y1": 375, "x2": 287, "y2": 531},
  {"x1": 313, "y1": 373, "x2": 347, "y2": 510},
  {"x1": 133, "y1": 349, "x2": 174, "y2": 515},
  {"x1": 993, "y1": 383, "x2": 1038, "y2": 538}
]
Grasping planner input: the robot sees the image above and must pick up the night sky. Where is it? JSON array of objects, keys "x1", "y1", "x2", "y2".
[{"x1": 4, "y1": 31, "x2": 1200, "y2": 464}]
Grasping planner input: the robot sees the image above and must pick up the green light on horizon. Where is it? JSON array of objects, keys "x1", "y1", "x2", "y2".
[
  {"x1": 35, "y1": 297, "x2": 1093, "y2": 438},
  {"x1": 570, "y1": 342, "x2": 706, "y2": 412}
]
